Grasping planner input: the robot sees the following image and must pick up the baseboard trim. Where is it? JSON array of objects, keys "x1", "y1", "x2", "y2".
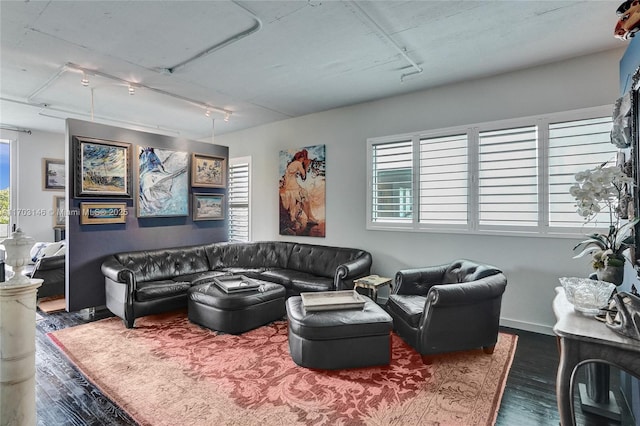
[{"x1": 500, "y1": 317, "x2": 554, "y2": 336}]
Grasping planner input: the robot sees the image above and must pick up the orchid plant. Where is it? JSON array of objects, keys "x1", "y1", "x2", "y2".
[{"x1": 570, "y1": 162, "x2": 638, "y2": 270}]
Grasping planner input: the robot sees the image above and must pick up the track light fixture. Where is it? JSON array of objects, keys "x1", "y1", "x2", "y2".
[{"x1": 31, "y1": 63, "x2": 235, "y2": 125}]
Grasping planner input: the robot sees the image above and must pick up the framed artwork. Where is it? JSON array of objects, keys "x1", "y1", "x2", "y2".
[
  {"x1": 80, "y1": 202, "x2": 127, "y2": 225},
  {"x1": 137, "y1": 146, "x2": 189, "y2": 217},
  {"x1": 278, "y1": 144, "x2": 326, "y2": 237},
  {"x1": 53, "y1": 196, "x2": 65, "y2": 228},
  {"x1": 73, "y1": 136, "x2": 132, "y2": 198},
  {"x1": 192, "y1": 193, "x2": 224, "y2": 221},
  {"x1": 43, "y1": 158, "x2": 65, "y2": 191},
  {"x1": 191, "y1": 153, "x2": 226, "y2": 188}
]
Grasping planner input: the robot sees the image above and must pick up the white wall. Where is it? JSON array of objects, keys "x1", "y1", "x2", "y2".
[
  {"x1": 0, "y1": 129, "x2": 66, "y2": 243},
  {"x1": 217, "y1": 48, "x2": 627, "y2": 334}
]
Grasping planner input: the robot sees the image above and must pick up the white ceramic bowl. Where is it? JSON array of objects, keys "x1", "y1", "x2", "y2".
[{"x1": 558, "y1": 277, "x2": 615, "y2": 316}]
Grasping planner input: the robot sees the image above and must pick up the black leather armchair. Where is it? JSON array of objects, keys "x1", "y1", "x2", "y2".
[
  {"x1": 29, "y1": 254, "x2": 65, "y2": 299},
  {"x1": 385, "y1": 259, "x2": 507, "y2": 358}
]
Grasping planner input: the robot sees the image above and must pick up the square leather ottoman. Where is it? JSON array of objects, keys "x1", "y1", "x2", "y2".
[
  {"x1": 188, "y1": 280, "x2": 286, "y2": 334},
  {"x1": 285, "y1": 295, "x2": 393, "y2": 369}
]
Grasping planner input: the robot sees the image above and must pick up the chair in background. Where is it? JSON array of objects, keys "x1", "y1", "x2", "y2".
[
  {"x1": 29, "y1": 254, "x2": 65, "y2": 298},
  {"x1": 385, "y1": 259, "x2": 507, "y2": 360},
  {"x1": 26, "y1": 240, "x2": 66, "y2": 299}
]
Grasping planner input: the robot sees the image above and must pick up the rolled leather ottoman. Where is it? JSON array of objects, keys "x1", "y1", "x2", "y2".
[
  {"x1": 286, "y1": 295, "x2": 393, "y2": 369},
  {"x1": 188, "y1": 280, "x2": 286, "y2": 334}
]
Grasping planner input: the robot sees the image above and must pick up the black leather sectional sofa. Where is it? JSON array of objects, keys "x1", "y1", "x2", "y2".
[{"x1": 101, "y1": 241, "x2": 372, "y2": 328}]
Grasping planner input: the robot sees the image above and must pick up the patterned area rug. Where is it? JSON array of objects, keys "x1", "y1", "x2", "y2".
[{"x1": 48, "y1": 311, "x2": 517, "y2": 426}]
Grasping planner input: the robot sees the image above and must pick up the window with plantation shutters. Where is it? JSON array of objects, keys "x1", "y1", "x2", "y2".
[
  {"x1": 547, "y1": 117, "x2": 615, "y2": 230},
  {"x1": 478, "y1": 126, "x2": 538, "y2": 228},
  {"x1": 370, "y1": 140, "x2": 413, "y2": 223},
  {"x1": 228, "y1": 158, "x2": 250, "y2": 242},
  {"x1": 419, "y1": 133, "x2": 468, "y2": 226},
  {"x1": 367, "y1": 105, "x2": 617, "y2": 237}
]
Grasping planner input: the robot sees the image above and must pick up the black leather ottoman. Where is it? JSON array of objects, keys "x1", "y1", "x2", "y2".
[
  {"x1": 286, "y1": 295, "x2": 393, "y2": 369},
  {"x1": 188, "y1": 280, "x2": 286, "y2": 334}
]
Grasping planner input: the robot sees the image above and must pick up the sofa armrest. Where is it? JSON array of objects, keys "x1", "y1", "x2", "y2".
[
  {"x1": 102, "y1": 256, "x2": 137, "y2": 328},
  {"x1": 334, "y1": 252, "x2": 372, "y2": 290},
  {"x1": 394, "y1": 264, "x2": 448, "y2": 295},
  {"x1": 101, "y1": 257, "x2": 135, "y2": 285},
  {"x1": 427, "y1": 274, "x2": 507, "y2": 307},
  {"x1": 33, "y1": 254, "x2": 65, "y2": 272}
]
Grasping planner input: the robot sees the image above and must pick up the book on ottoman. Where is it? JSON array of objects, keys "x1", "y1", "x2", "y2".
[{"x1": 213, "y1": 275, "x2": 260, "y2": 293}]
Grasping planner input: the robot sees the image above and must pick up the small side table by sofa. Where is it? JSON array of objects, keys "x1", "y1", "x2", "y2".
[{"x1": 353, "y1": 275, "x2": 392, "y2": 304}]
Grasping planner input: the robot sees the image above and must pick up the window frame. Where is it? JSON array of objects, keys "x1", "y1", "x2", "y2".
[
  {"x1": 228, "y1": 156, "x2": 251, "y2": 242},
  {"x1": 366, "y1": 105, "x2": 617, "y2": 239}
]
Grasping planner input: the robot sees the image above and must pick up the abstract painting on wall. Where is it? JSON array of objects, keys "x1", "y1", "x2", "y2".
[
  {"x1": 137, "y1": 146, "x2": 189, "y2": 217},
  {"x1": 279, "y1": 144, "x2": 326, "y2": 237},
  {"x1": 73, "y1": 136, "x2": 131, "y2": 198}
]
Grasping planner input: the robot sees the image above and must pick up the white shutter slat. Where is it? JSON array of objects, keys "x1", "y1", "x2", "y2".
[
  {"x1": 547, "y1": 117, "x2": 615, "y2": 229},
  {"x1": 372, "y1": 141, "x2": 413, "y2": 222},
  {"x1": 228, "y1": 161, "x2": 250, "y2": 242},
  {"x1": 419, "y1": 134, "x2": 468, "y2": 226},
  {"x1": 479, "y1": 125, "x2": 538, "y2": 227}
]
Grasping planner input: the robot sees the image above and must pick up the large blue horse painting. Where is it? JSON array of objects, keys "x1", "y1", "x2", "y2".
[{"x1": 137, "y1": 146, "x2": 189, "y2": 217}]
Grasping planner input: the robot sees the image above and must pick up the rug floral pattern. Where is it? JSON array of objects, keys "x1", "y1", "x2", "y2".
[{"x1": 49, "y1": 311, "x2": 517, "y2": 426}]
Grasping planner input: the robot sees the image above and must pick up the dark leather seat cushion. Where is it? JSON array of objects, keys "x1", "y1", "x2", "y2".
[
  {"x1": 258, "y1": 269, "x2": 333, "y2": 292},
  {"x1": 136, "y1": 280, "x2": 191, "y2": 302},
  {"x1": 286, "y1": 296, "x2": 392, "y2": 340},
  {"x1": 386, "y1": 294, "x2": 426, "y2": 328},
  {"x1": 258, "y1": 269, "x2": 293, "y2": 287},
  {"x1": 172, "y1": 271, "x2": 225, "y2": 285},
  {"x1": 188, "y1": 281, "x2": 285, "y2": 310}
]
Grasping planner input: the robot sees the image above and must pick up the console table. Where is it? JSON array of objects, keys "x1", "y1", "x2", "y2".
[{"x1": 553, "y1": 287, "x2": 640, "y2": 426}]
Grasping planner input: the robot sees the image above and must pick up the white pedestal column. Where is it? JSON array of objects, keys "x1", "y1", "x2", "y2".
[{"x1": 0, "y1": 279, "x2": 42, "y2": 426}]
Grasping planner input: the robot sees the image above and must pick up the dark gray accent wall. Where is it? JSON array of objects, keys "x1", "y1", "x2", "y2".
[
  {"x1": 65, "y1": 119, "x2": 228, "y2": 311},
  {"x1": 619, "y1": 37, "x2": 639, "y2": 425}
]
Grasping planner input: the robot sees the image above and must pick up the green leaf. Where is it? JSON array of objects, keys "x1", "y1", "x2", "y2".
[
  {"x1": 572, "y1": 246, "x2": 603, "y2": 259},
  {"x1": 573, "y1": 238, "x2": 606, "y2": 252}
]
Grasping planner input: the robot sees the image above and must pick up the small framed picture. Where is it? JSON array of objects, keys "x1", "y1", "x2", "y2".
[
  {"x1": 53, "y1": 196, "x2": 65, "y2": 228},
  {"x1": 191, "y1": 153, "x2": 226, "y2": 188},
  {"x1": 80, "y1": 202, "x2": 127, "y2": 225},
  {"x1": 73, "y1": 136, "x2": 132, "y2": 198},
  {"x1": 43, "y1": 158, "x2": 65, "y2": 191},
  {"x1": 192, "y1": 193, "x2": 224, "y2": 221}
]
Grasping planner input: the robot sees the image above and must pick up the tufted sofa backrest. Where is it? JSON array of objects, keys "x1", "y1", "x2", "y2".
[
  {"x1": 442, "y1": 259, "x2": 502, "y2": 284},
  {"x1": 205, "y1": 241, "x2": 293, "y2": 270},
  {"x1": 114, "y1": 245, "x2": 210, "y2": 282},
  {"x1": 287, "y1": 243, "x2": 368, "y2": 278}
]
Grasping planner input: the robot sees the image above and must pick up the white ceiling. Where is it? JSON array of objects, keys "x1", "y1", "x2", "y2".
[{"x1": 0, "y1": 0, "x2": 626, "y2": 140}]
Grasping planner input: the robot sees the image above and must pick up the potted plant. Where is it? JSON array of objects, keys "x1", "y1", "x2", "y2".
[{"x1": 570, "y1": 163, "x2": 637, "y2": 285}]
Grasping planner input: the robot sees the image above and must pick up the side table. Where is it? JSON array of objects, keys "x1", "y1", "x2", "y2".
[{"x1": 353, "y1": 275, "x2": 392, "y2": 304}]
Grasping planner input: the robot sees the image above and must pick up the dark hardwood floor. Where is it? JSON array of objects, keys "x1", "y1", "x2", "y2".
[{"x1": 34, "y1": 309, "x2": 635, "y2": 425}]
